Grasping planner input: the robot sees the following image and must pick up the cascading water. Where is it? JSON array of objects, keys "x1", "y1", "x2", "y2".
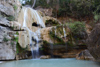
[
  {"x1": 54, "y1": 27, "x2": 57, "y2": 43},
  {"x1": 32, "y1": 0, "x2": 36, "y2": 8},
  {"x1": 55, "y1": 27, "x2": 57, "y2": 37},
  {"x1": 63, "y1": 26, "x2": 66, "y2": 40},
  {"x1": 22, "y1": 7, "x2": 45, "y2": 59},
  {"x1": 63, "y1": 25, "x2": 67, "y2": 53}
]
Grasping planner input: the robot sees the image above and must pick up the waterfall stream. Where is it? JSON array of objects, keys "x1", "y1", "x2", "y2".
[
  {"x1": 63, "y1": 25, "x2": 67, "y2": 53},
  {"x1": 22, "y1": 7, "x2": 45, "y2": 59},
  {"x1": 32, "y1": 0, "x2": 36, "y2": 8},
  {"x1": 63, "y1": 26, "x2": 66, "y2": 39}
]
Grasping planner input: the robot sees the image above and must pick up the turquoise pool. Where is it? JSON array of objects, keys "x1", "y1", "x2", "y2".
[{"x1": 0, "y1": 58, "x2": 100, "y2": 67}]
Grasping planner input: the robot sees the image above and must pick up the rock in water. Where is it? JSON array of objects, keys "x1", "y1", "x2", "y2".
[
  {"x1": 40, "y1": 55, "x2": 50, "y2": 59},
  {"x1": 76, "y1": 50, "x2": 94, "y2": 60}
]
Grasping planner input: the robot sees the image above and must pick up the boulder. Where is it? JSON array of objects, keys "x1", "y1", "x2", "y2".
[
  {"x1": 76, "y1": 50, "x2": 94, "y2": 60},
  {"x1": 40, "y1": 55, "x2": 50, "y2": 59},
  {"x1": 87, "y1": 23, "x2": 100, "y2": 62}
]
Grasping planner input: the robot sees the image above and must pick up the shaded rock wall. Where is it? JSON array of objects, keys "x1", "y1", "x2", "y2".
[
  {"x1": 87, "y1": 23, "x2": 100, "y2": 62},
  {"x1": 76, "y1": 50, "x2": 94, "y2": 60}
]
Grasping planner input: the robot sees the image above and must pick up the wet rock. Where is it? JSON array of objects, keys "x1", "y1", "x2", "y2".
[
  {"x1": 40, "y1": 55, "x2": 50, "y2": 59},
  {"x1": 76, "y1": 50, "x2": 94, "y2": 60}
]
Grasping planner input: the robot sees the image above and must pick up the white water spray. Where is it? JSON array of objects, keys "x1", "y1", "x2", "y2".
[
  {"x1": 22, "y1": 7, "x2": 45, "y2": 59},
  {"x1": 63, "y1": 26, "x2": 66, "y2": 38}
]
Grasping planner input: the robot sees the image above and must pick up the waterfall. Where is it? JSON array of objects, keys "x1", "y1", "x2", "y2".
[
  {"x1": 63, "y1": 26, "x2": 66, "y2": 39},
  {"x1": 50, "y1": 29, "x2": 54, "y2": 58},
  {"x1": 54, "y1": 27, "x2": 57, "y2": 43},
  {"x1": 55, "y1": 27, "x2": 57, "y2": 36},
  {"x1": 22, "y1": 7, "x2": 45, "y2": 59},
  {"x1": 32, "y1": 0, "x2": 36, "y2": 8},
  {"x1": 63, "y1": 25, "x2": 67, "y2": 53}
]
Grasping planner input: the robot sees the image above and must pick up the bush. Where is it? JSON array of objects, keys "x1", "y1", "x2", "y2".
[
  {"x1": 7, "y1": 16, "x2": 15, "y2": 21},
  {"x1": 68, "y1": 21, "x2": 85, "y2": 35}
]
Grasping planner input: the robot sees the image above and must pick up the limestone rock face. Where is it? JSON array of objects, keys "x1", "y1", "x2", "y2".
[
  {"x1": 0, "y1": 3, "x2": 14, "y2": 16},
  {"x1": 0, "y1": 0, "x2": 21, "y2": 16},
  {"x1": 0, "y1": 17, "x2": 10, "y2": 27},
  {"x1": 41, "y1": 25, "x2": 70, "y2": 43},
  {"x1": 0, "y1": 26, "x2": 16, "y2": 60},
  {"x1": 36, "y1": 7, "x2": 53, "y2": 16},
  {"x1": 87, "y1": 23, "x2": 100, "y2": 62},
  {"x1": 41, "y1": 27, "x2": 52, "y2": 43},
  {"x1": 0, "y1": 0, "x2": 21, "y2": 60}
]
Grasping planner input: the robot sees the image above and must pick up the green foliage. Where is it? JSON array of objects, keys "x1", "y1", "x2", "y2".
[
  {"x1": 22, "y1": 0, "x2": 100, "y2": 19},
  {"x1": 43, "y1": 40, "x2": 49, "y2": 44},
  {"x1": 68, "y1": 21, "x2": 85, "y2": 35},
  {"x1": 16, "y1": 32, "x2": 19, "y2": 35},
  {"x1": 93, "y1": 4, "x2": 100, "y2": 22},
  {"x1": 58, "y1": 0, "x2": 93, "y2": 17},
  {"x1": 3, "y1": 36, "x2": 9, "y2": 42},
  {"x1": 7, "y1": 16, "x2": 15, "y2": 21},
  {"x1": 13, "y1": 5, "x2": 17, "y2": 10},
  {"x1": 67, "y1": 41, "x2": 75, "y2": 47},
  {"x1": 45, "y1": 20, "x2": 59, "y2": 27},
  {"x1": 94, "y1": 14, "x2": 100, "y2": 21},
  {"x1": 49, "y1": 31, "x2": 64, "y2": 43},
  {"x1": 16, "y1": 42, "x2": 20, "y2": 54},
  {"x1": 13, "y1": 37, "x2": 18, "y2": 42},
  {"x1": 16, "y1": 41, "x2": 28, "y2": 54}
]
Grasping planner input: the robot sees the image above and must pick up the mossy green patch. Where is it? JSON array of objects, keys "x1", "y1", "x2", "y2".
[
  {"x1": 7, "y1": 16, "x2": 15, "y2": 21},
  {"x1": 13, "y1": 5, "x2": 17, "y2": 10},
  {"x1": 3, "y1": 36, "x2": 9, "y2": 42},
  {"x1": 45, "y1": 20, "x2": 59, "y2": 27}
]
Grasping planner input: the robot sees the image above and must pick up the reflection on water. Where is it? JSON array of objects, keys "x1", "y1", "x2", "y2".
[{"x1": 0, "y1": 58, "x2": 100, "y2": 67}]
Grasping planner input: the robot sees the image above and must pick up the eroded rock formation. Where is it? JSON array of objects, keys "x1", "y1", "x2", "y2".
[
  {"x1": 87, "y1": 23, "x2": 100, "y2": 62},
  {"x1": 0, "y1": 0, "x2": 21, "y2": 60}
]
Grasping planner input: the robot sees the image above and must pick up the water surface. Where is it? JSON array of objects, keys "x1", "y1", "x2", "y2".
[{"x1": 0, "y1": 58, "x2": 100, "y2": 67}]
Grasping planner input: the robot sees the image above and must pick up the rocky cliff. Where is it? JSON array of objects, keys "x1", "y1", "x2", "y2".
[
  {"x1": 87, "y1": 23, "x2": 100, "y2": 62},
  {"x1": 0, "y1": 0, "x2": 21, "y2": 60}
]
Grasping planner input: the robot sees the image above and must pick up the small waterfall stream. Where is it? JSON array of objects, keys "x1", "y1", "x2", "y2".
[
  {"x1": 63, "y1": 25, "x2": 67, "y2": 53},
  {"x1": 63, "y1": 26, "x2": 66, "y2": 40},
  {"x1": 32, "y1": 0, "x2": 36, "y2": 8},
  {"x1": 22, "y1": 7, "x2": 45, "y2": 59}
]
